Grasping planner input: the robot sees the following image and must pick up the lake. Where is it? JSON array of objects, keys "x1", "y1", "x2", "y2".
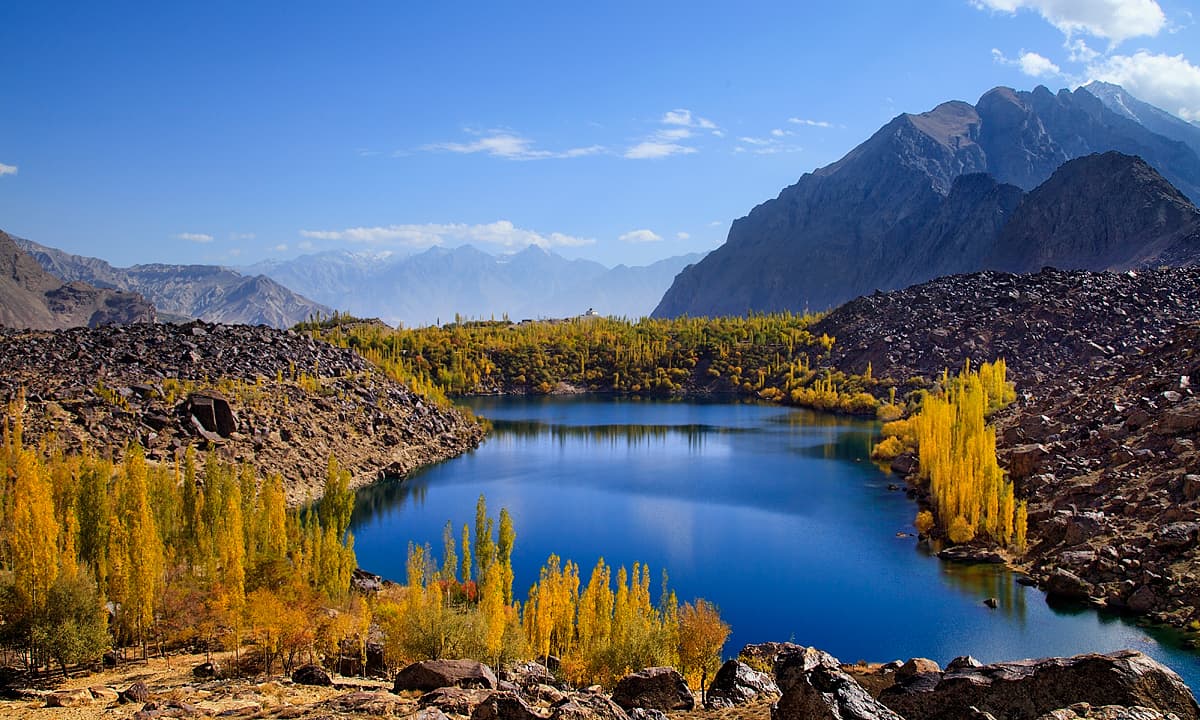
[{"x1": 350, "y1": 396, "x2": 1200, "y2": 688}]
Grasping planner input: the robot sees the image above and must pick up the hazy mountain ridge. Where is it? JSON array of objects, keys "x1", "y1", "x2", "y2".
[
  {"x1": 653, "y1": 84, "x2": 1200, "y2": 318},
  {"x1": 0, "y1": 230, "x2": 155, "y2": 329},
  {"x1": 17, "y1": 237, "x2": 332, "y2": 328},
  {"x1": 246, "y1": 245, "x2": 706, "y2": 326}
]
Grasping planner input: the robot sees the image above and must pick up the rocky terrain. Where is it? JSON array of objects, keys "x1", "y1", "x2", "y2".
[
  {"x1": 15, "y1": 236, "x2": 332, "y2": 329},
  {"x1": 814, "y1": 267, "x2": 1200, "y2": 633},
  {"x1": 0, "y1": 321, "x2": 483, "y2": 504},
  {"x1": 654, "y1": 83, "x2": 1200, "y2": 318},
  {"x1": 2, "y1": 643, "x2": 1195, "y2": 720},
  {"x1": 0, "y1": 231, "x2": 155, "y2": 330}
]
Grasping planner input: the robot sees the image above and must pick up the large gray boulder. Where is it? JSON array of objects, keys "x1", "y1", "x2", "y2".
[
  {"x1": 612, "y1": 667, "x2": 695, "y2": 711},
  {"x1": 878, "y1": 650, "x2": 1199, "y2": 720},
  {"x1": 772, "y1": 646, "x2": 903, "y2": 720},
  {"x1": 395, "y1": 659, "x2": 498, "y2": 693},
  {"x1": 706, "y1": 659, "x2": 780, "y2": 707}
]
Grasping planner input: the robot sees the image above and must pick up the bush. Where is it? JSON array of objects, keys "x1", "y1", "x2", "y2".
[
  {"x1": 914, "y1": 510, "x2": 935, "y2": 535},
  {"x1": 947, "y1": 516, "x2": 976, "y2": 544},
  {"x1": 870, "y1": 436, "x2": 905, "y2": 461}
]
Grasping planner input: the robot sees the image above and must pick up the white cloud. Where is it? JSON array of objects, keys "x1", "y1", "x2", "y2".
[
  {"x1": 972, "y1": 0, "x2": 1166, "y2": 44},
  {"x1": 770, "y1": 128, "x2": 791, "y2": 137},
  {"x1": 1066, "y1": 38, "x2": 1099, "y2": 62},
  {"x1": 787, "y1": 117, "x2": 834, "y2": 128},
  {"x1": 624, "y1": 142, "x2": 697, "y2": 159},
  {"x1": 708, "y1": 220, "x2": 723, "y2": 227},
  {"x1": 300, "y1": 220, "x2": 594, "y2": 249},
  {"x1": 676, "y1": 231, "x2": 690, "y2": 240},
  {"x1": 656, "y1": 127, "x2": 693, "y2": 141},
  {"x1": 231, "y1": 231, "x2": 256, "y2": 240},
  {"x1": 177, "y1": 232, "x2": 214, "y2": 243},
  {"x1": 298, "y1": 240, "x2": 315, "y2": 251},
  {"x1": 274, "y1": 243, "x2": 289, "y2": 252},
  {"x1": 738, "y1": 136, "x2": 771, "y2": 145},
  {"x1": 1088, "y1": 50, "x2": 1200, "y2": 120},
  {"x1": 422, "y1": 130, "x2": 604, "y2": 160},
  {"x1": 0, "y1": 163, "x2": 17, "y2": 176},
  {"x1": 618, "y1": 229, "x2": 663, "y2": 243},
  {"x1": 991, "y1": 48, "x2": 1063, "y2": 77}
]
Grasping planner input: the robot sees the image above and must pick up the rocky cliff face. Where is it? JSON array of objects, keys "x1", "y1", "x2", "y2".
[
  {"x1": 16, "y1": 236, "x2": 331, "y2": 329},
  {"x1": 653, "y1": 84, "x2": 1200, "y2": 318},
  {"x1": 0, "y1": 230, "x2": 155, "y2": 329},
  {"x1": 0, "y1": 321, "x2": 482, "y2": 504}
]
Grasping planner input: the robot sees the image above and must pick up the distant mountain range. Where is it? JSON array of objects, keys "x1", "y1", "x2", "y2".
[
  {"x1": 15, "y1": 237, "x2": 332, "y2": 328},
  {"x1": 1, "y1": 230, "x2": 155, "y2": 330},
  {"x1": 654, "y1": 83, "x2": 1200, "y2": 318},
  {"x1": 245, "y1": 245, "x2": 706, "y2": 326}
]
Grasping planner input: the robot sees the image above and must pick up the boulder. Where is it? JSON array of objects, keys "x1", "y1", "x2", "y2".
[
  {"x1": 1046, "y1": 568, "x2": 1094, "y2": 602},
  {"x1": 1156, "y1": 522, "x2": 1198, "y2": 549},
  {"x1": 46, "y1": 688, "x2": 96, "y2": 707},
  {"x1": 418, "y1": 687, "x2": 493, "y2": 715},
  {"x1": 550, "y1": 693, "x2": 631, "y2": 720},
  {"x1": 612, "y1": 667, "x2": 694, "y2": 711},
  {"x1": 395, "y1": 659, "x2": 498, "y2": 693},
  {"x1": 329, "y1": 690, "x2": 407, "y2": 716},
  {"x1": 705, "y1": 660, "x2": 780, "y2": 707},
  {"x1": 878, "y1": 650, "x2": 1199, "y2": 720},
  {"x1": 188, "y1": 391, "x2": 238, "y2": 437},
  {"x1": 740, "y1": 641, "x2": 805, "y2": 669},
  {"x1": 629, "y1": 710, "x2": 669, "y2": 720},
  {"x1": 293, "y1": 663, "x2": 334, "y2": 686},
  {"x1": 90, "y1": 686, "x2": 120, "y2": 703},
  {"x1": 471, "y1": 690, "x2": 541, "y2": 720},
  {"x1": 947, "y1": 656, "x2": 984, "y2": 672},
  {"x1": 1009, "y1": 444, "x2": 1050, "y2": 480},
  {"x1": 193, "y1": 661, "x2": 221, "y2": 679},
  {"x1": 121, "y1": 681, "x2": 152, "y2": 703},
  {"x1": 772, "y1": 646, "x2": 903, "y2": 720}
]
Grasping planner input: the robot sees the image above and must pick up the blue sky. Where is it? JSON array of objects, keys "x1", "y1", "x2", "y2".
[{"x1": 2, "y1": 0, "x2": 1198, "y2": 268}]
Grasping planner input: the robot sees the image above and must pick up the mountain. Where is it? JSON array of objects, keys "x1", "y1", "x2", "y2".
[
  {"x1": 0, "y1": 230, "x2": 155, "y2": 329},
  {"x1": 1084, "y1": 80, "x2": 1200, "y2": 158},
  {"x1": 653, "y1": 84, "x2": 1200, "y2": 318},
  {"x1": 17, "y1": 238, "x2": 332, "y2": 328},
  {"x1": 245, "y1": 245, "x2": 705, "y2": 326}
]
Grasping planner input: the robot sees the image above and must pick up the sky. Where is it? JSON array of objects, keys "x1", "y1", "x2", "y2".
[{"x1": 1, "y1": 0, "x2": 1199, "y2": 269}]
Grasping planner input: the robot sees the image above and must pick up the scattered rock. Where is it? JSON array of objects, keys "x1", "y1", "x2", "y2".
[
  {"x1": 418, "y1": 687, "x2": 493, "y2": 715},
  {"x1": 89, "y1": 686, "x2": 120, "y2": 703},
  {"x1": 550, "y1": 693, "x2": 631, "y2": 720},
  {"x1": 772, "y1": 646, "x2": 903, "y2": 720},
  {"x1": 878, "y1": 650, "x2": 1199, "y2": 720},
  {"x1": 121, "y1": 681, "x2": 151, "y2": 703},
  {"x1": 471, "y1": 690, "x2": 541, "y2": 720},
  {"x1": 1046, "y1": 568, "x2": 1094, "y2": 603},
  {"x1": 46, "y1": 688, "x2": 95, "y2": 707},
  {"x1": 612, "y1": 667, "x2": 694, "y2": 712},
  {"x1": 192, "y1": 662, "x2": 221, "y2": 679}
]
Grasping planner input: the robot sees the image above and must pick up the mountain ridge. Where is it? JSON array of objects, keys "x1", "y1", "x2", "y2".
[{"x1": 653, "y1": 83, "x2": 1200, "y2": 318}]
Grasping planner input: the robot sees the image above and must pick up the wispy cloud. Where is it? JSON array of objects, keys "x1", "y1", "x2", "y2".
[
  {"x1": 971, "y1": 0, "x2": 1166, "y2": 45},
  {"x1": 787, "y1": 117, "x2": 834, "y2": 128},
  {"x1": 625, "y1": 108, "x2": 722, "y2": 159},
  {"x1": 300, "y1": 220, "x2": 594, "y2": 249},
  {"x1": 231, "y1": 231, "x2": 256, "y2": 241},
  {"x1": 0, "y1": 163, "x2": 17, "y2": 176},
  {"x1": 422, "y1": 129, "x2": 604, "y2": 160},
  {"x1": 273, "y1": 244, "x2": 289, "y2": 252},
  {"x1": 618, "y1": 229, "x2": 663, "y2": 243},
  {"x1": 676, "y1": 231, "x2": 690, "y2": 240},
  {"x1": 735, "y1": 134, "x2": 803, "y2": 155},
  {"x1": 176, "y1": 232, "x2": 214, "y2": 243}
]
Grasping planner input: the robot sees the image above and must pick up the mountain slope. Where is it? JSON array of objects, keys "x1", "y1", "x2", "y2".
[
  {"x1": 0, "y1": 231, "x2": 155, "y2": 329},
  {"x1": 248, "y1": 245, "x2": 704, "y2": 326},
  {"x1": 17, "y1": 238, "x2": 331, "y2": 328},
  {"x1": 1085, "y1": 80, "x2": 1200, "y2": 158},
  {"x1": 654, "y1": 84, "x2": 1200, "y2": 318}
]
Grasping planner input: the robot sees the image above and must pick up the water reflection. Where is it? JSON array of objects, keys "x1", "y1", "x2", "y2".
[{"x1": 937, "y1": 560, "x2": 1028, "y2": 624}]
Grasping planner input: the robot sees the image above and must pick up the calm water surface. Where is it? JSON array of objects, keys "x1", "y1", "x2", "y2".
[{"x1": 350, "y1": 397, "x2": 1200, "y2": 689}]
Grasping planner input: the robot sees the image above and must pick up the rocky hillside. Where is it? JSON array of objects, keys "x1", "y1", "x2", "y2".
[
  {"x1": 16, "y1": 236, "x2": 332, "y2": 329},
  {"x1": 0, "y1": 230, "x2": 155, "y2": 330},
  {"x1": 815, "y1": 267, "x2": 1200, "y2": 631},
  {"x1": 0, "y1": 321, "x2": 482, "y2": 504},
  {"x1": 654, "y1": 84, "x2": 1200, "y2": 318}
]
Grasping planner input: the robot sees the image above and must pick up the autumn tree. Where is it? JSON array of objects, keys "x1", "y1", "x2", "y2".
[{"x1": 678, "y1": 599, "x2": 731, "y2": 702}]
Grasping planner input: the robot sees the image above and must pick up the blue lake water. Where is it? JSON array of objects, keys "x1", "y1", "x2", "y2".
[{"x1": 350, "y1": 396, "x2": 1200, "y2": 689}]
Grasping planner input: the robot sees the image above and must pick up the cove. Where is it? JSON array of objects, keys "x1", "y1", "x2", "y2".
[{"x1": 350, "y1": 396, "x2": 1200, "y2": 689}]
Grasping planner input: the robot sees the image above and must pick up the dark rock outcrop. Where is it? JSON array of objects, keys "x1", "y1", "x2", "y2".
[
  {"x1": 611, "y1": 667, "x2": 694, "y2": 712},
  {"x1": 120, "y1": 682, "x2": 151, "y2": 704},
  {"x1": 470, "y1": 690, "x2": 541, "y2": 720},
  {"x1": 550, "y1": 693, "x2": 631, "y2": 720},
  {"x1": 772, "y1": 646, "x2": 902, "y2": 720},
  {"x1": 705, "y1": 660, "x2": 779, "y2": 708},
  {"x1": 395, "y1": 659, "x2": 498, "y2": 693},
  {"x1": 877, "y1": 650, "x2": 1198, "y2": 720}
]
